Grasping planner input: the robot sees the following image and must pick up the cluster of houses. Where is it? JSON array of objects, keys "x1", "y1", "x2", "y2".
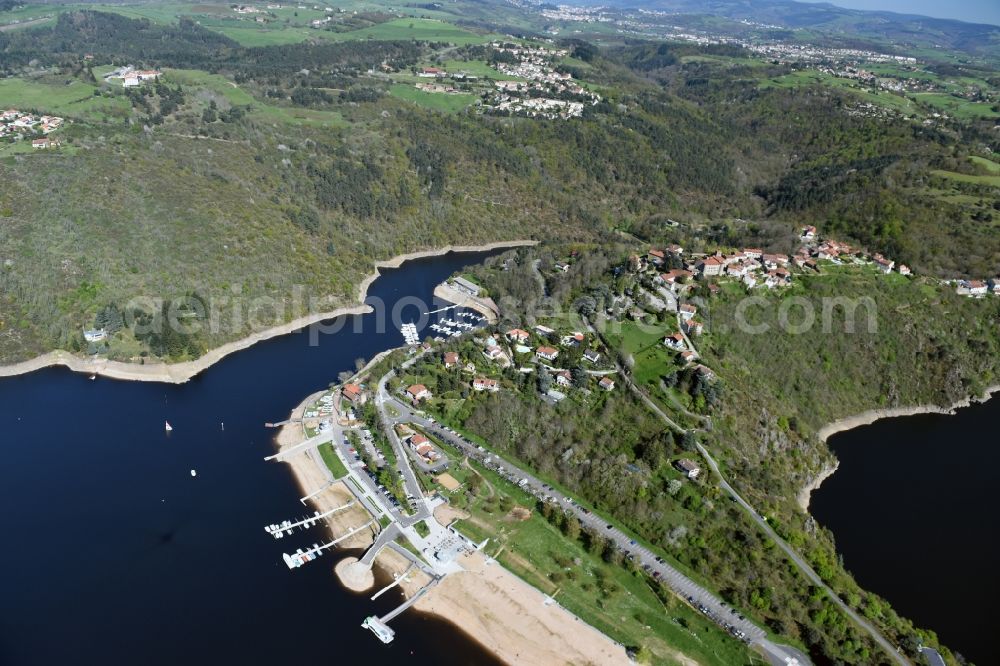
[
  {"x1": 1, "y1": 110, "x2": 64, "y2": 147},
  {"x1": 955, "y1": 279, "x2": 1000, "y2": 298},
  {"x1": 641, "y1": 223, "x2": 918, "y2": 296},
  {"x1": 415, "y1": 82, "x2": 464, "y2": 95},
  {"x1": 104, "y1": 66, "x2": 162, "y2": 88},
  {"x1": 480, "y1": 42, "x2": 600, "y2": 119},
  {"x1": 796, "y1": 224, "x2": 999, "y2": 296},
  {"x1": 433, "y1": 323, "x2": 616, "y2": 403},
  {"x1": 641, "y1": 243, "x2": 794, "y2": 293}
]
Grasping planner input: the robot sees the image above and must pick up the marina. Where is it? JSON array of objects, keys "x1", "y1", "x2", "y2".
[
  {"x1": 264, "y1": 500, "x2": 354, "y2": 539},
  {"x1": 281, "y1": 519, "x2": 376, "y2": 569}
]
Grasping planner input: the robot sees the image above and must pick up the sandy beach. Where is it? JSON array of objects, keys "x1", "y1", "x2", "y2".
[
  {"x1": 0, "y1": 240, "x2": 536, "y2": 384},
  {"x1": 276, "y1": 386, "x2": 635, "y2": 666},
  {"x1": 395, "y1": 550, "x2": 635, "y2": 666}
]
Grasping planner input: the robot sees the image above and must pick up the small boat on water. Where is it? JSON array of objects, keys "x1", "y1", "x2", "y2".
[
  {"x1": 190, "y1": 469, "x2": 197, "y2": 477},
  {"x1": 88, "y1": 374, "x2": 96, "y2": 381},
  {"x1": 165, "y1": 421, "x2": 173, "y2": 432}
]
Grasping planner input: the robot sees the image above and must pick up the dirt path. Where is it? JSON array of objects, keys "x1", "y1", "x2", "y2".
[{"x1": 464, "y1": 457, "x2": 495, "y2": 499}]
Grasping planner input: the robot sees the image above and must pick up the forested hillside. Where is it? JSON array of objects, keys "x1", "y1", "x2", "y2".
[{"x1": 1, "y1": 10, "x2": 997, "y2": 365}]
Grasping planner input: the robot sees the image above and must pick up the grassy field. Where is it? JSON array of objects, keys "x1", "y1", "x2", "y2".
[
  {"x1": 911, "y1": 92, "x2": 1000, "y2": 119},
  {"x1": 931, "y1": 168, "x2": 1000, "y2": 187},
  {"x1": 163, "y1": 68, "x2": 346, "y2": 126},
  {"x1": 0, "y1": 76, "x2": 128, "y2": 120},
  {"x1": 318, "y1": 442, "x2": 348, "y2": 479},
  {"x1": 389, "y1": 83, "x2": 475, "y2": 112},
  {"x1": 163, "y1": 69, "x2": 254, "y2": 106},
  {"x1": 601, "y1": 319, "x2": 678, "y2": 387},
  {"x1": 437, "y1": 456, "x2": 758, "y2": 665},
  {"x1": 323, "y1": 17, "x2": 490, "y2": 44},
  {"x1": 439, "y1": 59, "x2": 504, "y2": 79},
  {"x1": 206, "y1": 24, "x2": 318, "y2": 46},
  {"x1": 970, "y1": 155, "x2": 1000, "y2": 174},
  {"x1": 759, "y1": 70, "x2": 920, "y2": 115}
]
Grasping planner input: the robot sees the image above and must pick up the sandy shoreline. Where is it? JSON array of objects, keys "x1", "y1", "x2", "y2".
[
  {"x1": 796, "y1": 461, "x2": 839, "y2": 512},
  {"x1": 276, "y1": 384, "x2": 633, "y2": 666},
  {"x1": 0, "y1": 240, "x2": 536, "y2": 384},
  {"x1": 816, "y1": 384, "x2": 1000, "y2": 442},
  {"x1": 803, "y1": 384, "x2": 1000, "y2": 511}
]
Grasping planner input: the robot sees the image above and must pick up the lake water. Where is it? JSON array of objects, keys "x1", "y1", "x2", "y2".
[
  {"x1": 0, "y1": 251, "x2": 505, "y2": 666},
  {"x1": 811, "y1": 397, "x2": 1000, "y2": 665}
]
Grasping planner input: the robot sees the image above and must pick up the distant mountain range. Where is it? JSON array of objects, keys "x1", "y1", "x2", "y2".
[{"x1": 583, "y1": 0, "x2": 1000, "y2": 58}]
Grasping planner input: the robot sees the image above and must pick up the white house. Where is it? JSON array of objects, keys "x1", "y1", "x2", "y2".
[{"x1": 536, "y1": 346, "x2": 559, "y2": 361}]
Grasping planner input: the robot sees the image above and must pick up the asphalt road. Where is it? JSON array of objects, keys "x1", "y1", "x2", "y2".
[{"x1": 381, "y1": 391, "x2": 810, "y2": 666}]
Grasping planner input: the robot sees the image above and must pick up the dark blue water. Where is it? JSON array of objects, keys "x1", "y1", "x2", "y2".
[
  {"x1": 0, "y1": 251, "x2": 505, "y2": 666},
  {"x1": 812, "y1": 397, "x2": 1000, "y2": 665}
]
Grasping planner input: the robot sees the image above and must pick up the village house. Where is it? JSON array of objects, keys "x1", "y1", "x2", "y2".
[
  {"x1": 873, "y1": 254, "x2": 894, "y2": 274},
  {"x1": 695, "y1": 364, "x2": 715, "y2": 379},
  {"x1": 31, "y1": 138, "x2": 53, "y2": 149},
  {"x1": 762, "y1": 253, "x2": 789, "y2": 270},
  {"x1": 722, "y1": 251, "x2": 744, "y2": 267},
  {"x1": 660, "y1": 268, "x2": 693, "y2": 287},
  {"x1": 968, "y1": 280, "x2": 988, "y2": 296},
  {"x1": 598, "y1": 376, "x2": 615, "y2": 391},
  {"x1": 898, "y1": 265, "x2": 911, "y2": 276},
  {"x1": 726, "y1": 262, "x2": 748, "y2": 278},
  {"x1": 683, "y1": 319, "x2": 704, "y2": 336},
  {"x1": 583, "y1": 349, "x2": 601, "y2": 364},
  {"x1": 989, "y1": 278, "x2": 1000, "y2": 295},
  {"x1": 483, "y1": 345, "x2": 505, "y2": 361},
  {"x1": 555, "y1": 370, "x2": 572, "y2": 387},
  {"x1": 706, "y1": 283, "x2": 720, "y2": 296},
  {"x1": 666, "y1": 243, "x2": 684, "y2": 256},
  {"x1": 680, "y1": 350, "x2": 699, "y2": 364},
  {"x1": 444, "y1": 351, "x2": 459, "y2": 368},
  {"x1": 627, "y1": 254, "x2": 645, "y2": 273},
  {"x1": 408, "y1": 434, "x2": 440, "y2": 462},
  {"x1": 663, "y1": 333, "x2": 686, "y2": 351},
  {"x1": 536, "y1": 346, "x2": 559, "y2": 361},
  {"x1": 647, "y1": 248, "x2": 666, "y2": 266},
  {"x1": 698, "y1": 256, "x2": 724, "y2": 277},
  {"x1": 406, "y1": 384, "x2": 431, "y2": 402},
  {"x1": 679, "y1": 304, "x2": 698, "y2": 320},
  {"x1": 472, "y1": 377, "x2": 500, "y2": 392},
  {"x1": 801, "y1": 225, "x2": 817, "y2": 240},
  {"x1": 342, "y1": 383, "x2": 367, "y2": 405},
  {"x1": 560, "y1": 331, "x2": 585, "y2": 347},
  {"x1": 674, "y1": 459, "x2": 701, "y2": 479},
  {"x1": 742, "y1": 248, "x2": 763, "y2": 260},
  {"x1": 418, "y1": 67, "x2": 446, "y2": 78},
  {"x1": 506, "y1": 328, "x2": 530, "y2": 343}
]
